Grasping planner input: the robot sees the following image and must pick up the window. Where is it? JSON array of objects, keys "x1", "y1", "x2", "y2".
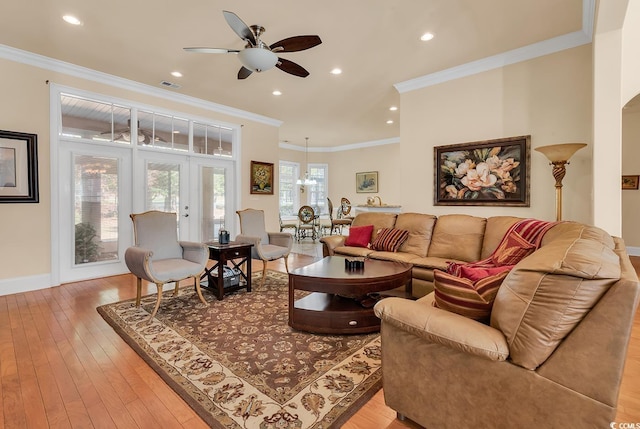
[
  {"x1": 307, "y1": 163, "x2": 328, "y2": 214},
  {"x1": 279, "y1": 161, "x2": 300, "y2": 216}
]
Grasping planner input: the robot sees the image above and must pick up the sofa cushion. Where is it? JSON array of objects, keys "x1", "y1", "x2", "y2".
[
  {"x1": 344, "y1": 224, "x2": 374, "y2": 248},
  {"x1": 433, "y1": 269, "x2": 509, "y2": 322},
  {"x1": 427, "y1": 214, "x2": 486, "y2": 262},
  {"x1": 491, "y1": 229, "x2": 536, "y2": 266},
  {"x1": 491, "y1": 224, "x2": 621, "y2": 370},
  {"x1": 351, "y1": 212, "x2": 397, "y2": 242},
  {"x1": 395, "y1": 213, "x2": 437, "y2": 257},
  {"x1": 371, "y1": 228, "x2": 409, "y2": 252},
  {"x1": 480, "y1": 216, "x2": 523, "y2": 260}
]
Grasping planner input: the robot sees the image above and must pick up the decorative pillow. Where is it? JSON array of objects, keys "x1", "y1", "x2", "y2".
[
  {"x1": 370, "y1": 228, "x2": 409, "y2": 252},
  {"x1": 459, "y1": 264, "x2": 514, "y2": 282},
  {"x1": 344, "y1": 224, "x2": 374, "y2": 248},
  {"x1": 491, "y1": 230, "x2": 536, "y2": 266},
  {"x1": 433, "y1": 269, "x2": 509, "y2": 322}
]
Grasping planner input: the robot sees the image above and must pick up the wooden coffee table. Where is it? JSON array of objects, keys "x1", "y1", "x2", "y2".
[{"x1": 288, "y1": 256, "x2": 412, "y2": 334}]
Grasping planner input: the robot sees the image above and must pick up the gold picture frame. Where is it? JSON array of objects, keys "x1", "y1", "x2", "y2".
[
  {"x1": 250, "y1": 161, "x2": 274, "y2": 195},
  {"x1": 356, "y1": 171, "x2": 378, "y2": 193},
  {"x1": 622, "y1": 175, "x2": 639, "y2": 190}
]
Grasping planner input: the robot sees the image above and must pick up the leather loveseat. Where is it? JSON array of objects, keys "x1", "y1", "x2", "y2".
[{"x1": 321, "y1": 212, "x2": 639, "y2": 427}]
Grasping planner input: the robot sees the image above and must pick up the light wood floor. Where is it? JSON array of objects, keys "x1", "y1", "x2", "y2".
[{"x1": 0, "y1": 253, "x2": 638, "y2": 428}]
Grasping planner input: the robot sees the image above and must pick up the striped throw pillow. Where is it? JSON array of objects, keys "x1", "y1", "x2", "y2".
[
  {"x1": 491, "y1": 230, "x2": 536, "y2": 266},
  {"x1": 433, "y1": 269, "x2": 509, "y2": 322},
  {"x1": 370, "y1": 228, "x2": 409, "y2": 252}
]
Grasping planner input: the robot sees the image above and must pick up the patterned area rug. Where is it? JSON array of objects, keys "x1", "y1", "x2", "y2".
[{"x1": 97, "y1": 270, "x2": 381, "y2": 429}]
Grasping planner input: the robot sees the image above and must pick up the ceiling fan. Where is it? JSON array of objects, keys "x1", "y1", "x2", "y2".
[
  {"x1": 184, "y1": 10, "x2": 322, "y2": 79},
  {"x1": 100, "y1": 120, "x2": 164, "y2": 144}
]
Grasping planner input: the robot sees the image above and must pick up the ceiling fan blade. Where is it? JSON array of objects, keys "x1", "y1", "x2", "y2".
[
  {"x1": 270, "y1": 35, "x2": 322, "y2": 53},
  {"x1": 183, "y1": 47, "x2": 240, "y2": 54},
  {"x1": 238, "y1": 66, "x2": 253, "y2": 80},
  {"x1": 276, "y1": 58, "x2": 310, "y2": 78},
  {"x1": 223, "y1": 10, "x2": 256, "y2": 46}
]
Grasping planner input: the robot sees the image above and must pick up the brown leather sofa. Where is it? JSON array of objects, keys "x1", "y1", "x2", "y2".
[
  {"x1": 371, "y1": 220, "x2": 640, "y2": 427},
  {"x1": 320, "y1": 212, "x2": 535, "y2": 298}
]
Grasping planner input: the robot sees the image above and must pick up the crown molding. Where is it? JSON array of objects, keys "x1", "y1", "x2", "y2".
[
  {"x1": 280, "y1": 137, "x2": 400, "y2": 153},
  {"x1": 0, "y1": 44, "x2": 283, "y2": 128},
  {"x1": 395, "y1": 0, "x2": 595, "y2": 94}
]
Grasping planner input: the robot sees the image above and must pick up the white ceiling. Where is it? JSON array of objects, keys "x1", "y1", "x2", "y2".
[{"x1": 0, "y1": 0, "x2": 585, "y2": 149}]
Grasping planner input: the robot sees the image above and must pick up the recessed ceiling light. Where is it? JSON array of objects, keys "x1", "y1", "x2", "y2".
[
  {"x1": 389, "y1": 106, "x2": 398, "y2": 111},
  {"x1": 272, "y1": 90, "x2": 282, "y2": 96},
  {"x1": 171, "y1": 71, "x2": 183, "y2": 78},
  {"x1": 62, "y1": 15, "x2": 82, "y2": 25},
  {"x1": 330, "y1": 68, "x2": 342, "y2": 75},
  {"x1": 420, "y1": 32, "x2": 434, "y2": 41},
  {"x1": 386, "y1": 120, "x2": 394, "y2": 124}
]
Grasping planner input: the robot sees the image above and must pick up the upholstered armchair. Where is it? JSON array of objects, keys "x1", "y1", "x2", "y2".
[
  {"x1": 236, "y1": 208, "x2": 293, "y2": 288},
  {"x1": 125, "y1": 210, "x2": 209, "y2": 321}
]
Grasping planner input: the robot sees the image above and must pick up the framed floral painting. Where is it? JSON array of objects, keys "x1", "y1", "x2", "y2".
[
  {"x1": 250, "y1": 161, "x2": 274, "y2": 195},
  {"x1": 434, "y1": 135, "x2": 530, "y2": 206}
]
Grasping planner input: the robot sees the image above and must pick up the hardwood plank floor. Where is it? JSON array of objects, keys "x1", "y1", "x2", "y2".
[{"x1": 0, "y1": 251, "x2": 638, "y2": 428}]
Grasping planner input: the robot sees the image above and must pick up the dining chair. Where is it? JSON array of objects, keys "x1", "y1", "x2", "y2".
[
  {"x1": 327, "y1": 197, "x2": 353, "y2": 235},
  {"x1": 297, "y1": 205, "x2": 319, "y2": 241}
]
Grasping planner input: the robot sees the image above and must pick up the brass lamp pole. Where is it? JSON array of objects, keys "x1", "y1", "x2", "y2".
[{"x1": 535, "y1": 143, "x2": 587, "y2": 221}]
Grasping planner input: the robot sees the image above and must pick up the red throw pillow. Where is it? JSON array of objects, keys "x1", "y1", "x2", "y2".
[
  {"x1": 491, "y1": 230, "x2": 536, "y2": 266},
  {"x1": 433, "y1": 269, "x2": 509, "y2": 322},
  {"x1": 344, "y1": 224, "x2": 374, "y2": 248},
  {"x1": 370, "y1": 228, "x2": 410, "y2": 252}
]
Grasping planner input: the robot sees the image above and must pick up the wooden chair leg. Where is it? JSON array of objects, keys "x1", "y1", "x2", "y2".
[
  {"x1": 135, "y1": 277, "x2": 143, "y2": 307},
  {"x1": 148, "y1": 283, "x2": 164, "y2": 321},
  {"x1": 260, "y1": 262, "x2": 268, "y2": 288},
  {"x1": 172, "y1": 279, "x2": 180, "y2": 296},
  {"x1": 284, "y1": 255, "x2": 289, "y2": 273},
  {"x1": 193, "y1": 275, "x2": 207, "y2": 305}
]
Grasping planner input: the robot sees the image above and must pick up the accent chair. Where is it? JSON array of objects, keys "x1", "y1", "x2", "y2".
[{"x1": 125, "y1": 210, "x2": 209, "y2": 321}]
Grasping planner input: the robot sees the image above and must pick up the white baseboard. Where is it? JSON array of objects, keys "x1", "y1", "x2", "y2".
[
  {"x1": 0, "y1": 273, "x2": 55, "y2": 297},
  {"x1": 627, "y1": 246, "x2": 640, "y2": 257}
]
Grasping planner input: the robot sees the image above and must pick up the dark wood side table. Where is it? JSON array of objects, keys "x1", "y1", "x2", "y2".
[{"x1": 201, "y1": 242, "x2": 253, "y2": 300}]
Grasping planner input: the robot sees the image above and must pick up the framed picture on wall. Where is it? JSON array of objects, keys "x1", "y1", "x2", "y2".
[
  {"x1": 0, "y1": 129, "x2": 39, "y2": 203},
  {"x1": 356, "y1": 171, "x2": 378, "y2": 193},
  {"x1": 434, "y1": 135, "x2": 530, "y2": 206},
  {"x1": 250, "y1": 161, "x2": 274, "y2": 195},
  {"x1": 622, "y1": 175, "x2": 639, "y2": 190}
]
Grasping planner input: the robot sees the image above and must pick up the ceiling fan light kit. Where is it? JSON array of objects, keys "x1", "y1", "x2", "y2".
[
  {"x1": 184, "y1": 10, "x2": 321, "y2": 79},
  {"x1": 238, "y1": 48, "x2": 278, "y2": 72}
]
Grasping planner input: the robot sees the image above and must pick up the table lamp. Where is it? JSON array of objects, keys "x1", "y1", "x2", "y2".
[{"x1": 535, "y1": 143, "x2": 587, "y2": 221}]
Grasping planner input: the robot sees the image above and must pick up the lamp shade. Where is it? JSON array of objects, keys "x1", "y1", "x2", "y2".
[
  {"x1": 535, "y1": 143, "x2": 587, "y2": 162},
  {"x1": 238, "y1": 48, "x2": 278, "y2": 72}
]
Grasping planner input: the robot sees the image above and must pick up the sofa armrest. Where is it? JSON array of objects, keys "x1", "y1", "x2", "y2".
[
  {"x1": 319, "y1": 235, "x2": 346, "y2": 256},
  {"x1": 374, "y1": 296, "x2": 509, "y2": 361}
]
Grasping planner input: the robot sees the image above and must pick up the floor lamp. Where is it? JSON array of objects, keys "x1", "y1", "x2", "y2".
[{"x1": 535, "y1": 143, "x2": 587, "y2": 221}]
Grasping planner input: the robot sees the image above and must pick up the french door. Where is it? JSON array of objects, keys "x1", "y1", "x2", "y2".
[{"x1": 56, "y1": 144, "x2": 236, "y2": 284}]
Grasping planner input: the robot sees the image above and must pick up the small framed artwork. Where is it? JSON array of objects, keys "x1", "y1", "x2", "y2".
[
  {"x1": 250, "y1": 161, "x2": 274, "y2": 195},
  {"x1": 434, "y1": 135, "x2": 530, "y2": 206},
  {"x1": 356, "y1": 171, "x2": 378, "y2": 193},
  {"x1": 622, "y1": 175, "x2": 639, "y2": 190},
  {"x1": 0, "y1": 130, "x2": 39, "y2": 203}
]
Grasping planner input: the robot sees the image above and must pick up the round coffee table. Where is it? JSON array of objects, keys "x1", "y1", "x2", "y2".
[{"x1": 288, "y1": 256, "x2": 412, "y2": 334}]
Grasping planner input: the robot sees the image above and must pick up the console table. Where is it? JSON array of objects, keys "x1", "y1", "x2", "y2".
[{"x1": 202, "y1": 242, "x2": 253, "y2": 300}]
